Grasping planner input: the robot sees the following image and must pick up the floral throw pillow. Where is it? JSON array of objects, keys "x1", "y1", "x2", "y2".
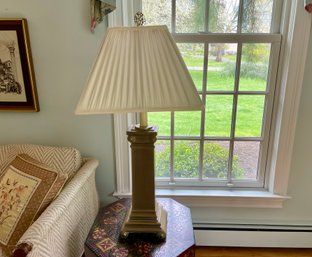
[{"x1": 0, "y1": 154, "x2": 68, "y2": 252}]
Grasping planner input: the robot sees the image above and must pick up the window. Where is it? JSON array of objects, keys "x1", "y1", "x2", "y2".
[
  {"x1": 112, "y1": 0, "x2": 311, "y2": 207},
  {"x1": 143, "y1": 0, "x2": 282, "y2": 188}
]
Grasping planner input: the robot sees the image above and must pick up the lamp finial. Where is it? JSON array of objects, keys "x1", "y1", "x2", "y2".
[{"x1": 134, "y1": 11, "x2": 146, "y2": 26}]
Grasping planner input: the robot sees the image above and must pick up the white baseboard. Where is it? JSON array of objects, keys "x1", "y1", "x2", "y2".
[{"x1": 194, "y1": 224, "x2": 312, "y2": 248}]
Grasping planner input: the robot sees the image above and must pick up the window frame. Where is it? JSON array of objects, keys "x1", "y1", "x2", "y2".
[
  {"x1": 112, "y1": 0, "x2": 312, "y2": 207},
  {"x1": 154, "y1": 33, "x2": 281, "y2": 189}
]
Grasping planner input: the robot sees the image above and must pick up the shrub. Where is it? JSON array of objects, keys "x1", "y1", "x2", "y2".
[
  {"x1": 155, "y1": 141, "x2": 244, "y2": 179},
  {"x1": 202, "y1": 143, "x2": 243, "y2": 178},
  {"x1": 221, "y1": 60, "x2": 268, "y2": 80}
]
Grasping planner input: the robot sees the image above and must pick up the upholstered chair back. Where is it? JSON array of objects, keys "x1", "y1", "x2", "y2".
[{"x1": 0, "y1": 144, "x2": 82, "y2": 179}]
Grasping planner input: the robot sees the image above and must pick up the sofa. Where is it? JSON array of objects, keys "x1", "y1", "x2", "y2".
[{"x1": 0, "y1": 144, "x2": 100, "y2": 257}]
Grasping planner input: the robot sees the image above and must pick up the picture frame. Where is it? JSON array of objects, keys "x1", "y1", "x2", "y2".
[{"x1": 0, "y1": 19, "x2": 39, "y2": 112}]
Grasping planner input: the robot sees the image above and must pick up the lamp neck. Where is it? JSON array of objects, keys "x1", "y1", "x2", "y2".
[{"x1": 139, "y1": 112, "x2": 148, "y2": 128}]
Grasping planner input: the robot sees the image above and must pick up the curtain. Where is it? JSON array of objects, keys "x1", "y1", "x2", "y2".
[
  {"x1": 109, "y1": 0, "x2": 141, "y2": 196},
  {"x1": 90, "y1": 0, "x2": 116, "y2": 32},
  {"x1": 107, "y1": 0, "x2": 141, "y2": 27}
]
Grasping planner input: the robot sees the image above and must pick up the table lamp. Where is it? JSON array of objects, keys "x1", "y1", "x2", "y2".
[{"x1": 75, "y1": 14, "x2": 203, "y2": 239}]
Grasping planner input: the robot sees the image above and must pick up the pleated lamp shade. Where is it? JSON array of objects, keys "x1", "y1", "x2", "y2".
[{"x1": 75, "y1": 25, "x2": 203, "y2": 115}]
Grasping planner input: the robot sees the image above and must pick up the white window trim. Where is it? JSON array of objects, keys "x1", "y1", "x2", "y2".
[{"x1": 112, "y1": 0, "x2": 312, "y2": 208}]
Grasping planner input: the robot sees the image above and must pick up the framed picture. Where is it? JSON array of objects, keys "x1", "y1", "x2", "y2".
[{"x1": 0, "y1": 19, "x2": 39, "y2": 112}]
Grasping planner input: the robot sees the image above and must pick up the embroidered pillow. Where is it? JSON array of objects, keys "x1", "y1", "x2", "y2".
[{"x1": 0, "y1": 154, "x2": 68, "y2": 252}]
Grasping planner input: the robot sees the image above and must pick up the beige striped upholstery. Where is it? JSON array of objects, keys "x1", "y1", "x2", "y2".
[
  {"x1": 17, "y1": 159, "x2": 100, "y2": 257},
  {"x1": 0, "y1": 144, "x2": 82, "y2": 179},
  {"x1": 0, "y1": 248, "x2": 7, "y2": 257},
  {"x1": 0, "y1": 145, "x2": 99, "y2": 257}
]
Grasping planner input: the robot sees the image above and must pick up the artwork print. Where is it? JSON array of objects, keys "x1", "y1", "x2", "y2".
[
  {"x1": 0, "y1": 31, "x2": 27, "y2": 102},
  {"x1": 0, "y1": 19, "x2": 39, "y2": 112}
]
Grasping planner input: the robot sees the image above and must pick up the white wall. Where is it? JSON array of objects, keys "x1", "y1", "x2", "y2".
[
  {"x1": 1, "y1": 0, "x2": 312, "y2": 227},
  {"x1": 0, "y1": 0, "x2": 116, "y2": 204}
]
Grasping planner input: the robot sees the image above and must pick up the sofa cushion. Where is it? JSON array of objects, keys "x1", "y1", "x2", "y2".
[
  {"x1": 0, "y1": 144, "x2": 82, "y2": 179},
  {"x1": 0, "y1": 154, "x2": 68, "y2": 252}
]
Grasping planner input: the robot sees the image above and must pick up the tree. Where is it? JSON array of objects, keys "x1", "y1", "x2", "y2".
[
  {"x1": 208, "y1": 0, "x2": 238, "y2": 33},
  {"x1": 243, "y1": 43, "x2": 270, "y2": 63},
  {"x1": 191, "y1": 0, "x2": 272, "y2": 62},
  {"x1": 143, "y1": 0, "x2": 194, "y2": 32},
  {"x1": 242, "y1": 0, "x2": 272, "y2": 33},
  {"x1": 242, "y1": 0, "x2": 272, "y2": 65},
  {"x1": 142, "y1": 0, "x2": 171, "y2": 27},
  {"x1": 194, "y1": 0, "x2": 239, "y2": 62}
]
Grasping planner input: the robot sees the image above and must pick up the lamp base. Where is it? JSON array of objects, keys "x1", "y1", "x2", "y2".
[
  {"x1": 120, "y1": 201, "x2": 167, "y2": 239},
  {"x1": 122, "y1": 125, "x2": 167, "y2": 240}
]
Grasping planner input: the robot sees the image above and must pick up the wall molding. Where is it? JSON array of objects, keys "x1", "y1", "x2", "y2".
[
  {"x1": 194, "y1": 223, "x2": 312, "y2": 247},
  {"x1": 267, "y1": 0, "x2": 312, "y2": 195}
]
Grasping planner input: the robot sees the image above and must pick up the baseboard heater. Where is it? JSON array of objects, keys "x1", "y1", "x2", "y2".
[{"x1": 194, "y1": 223, "x2": 312, "y2": 248}]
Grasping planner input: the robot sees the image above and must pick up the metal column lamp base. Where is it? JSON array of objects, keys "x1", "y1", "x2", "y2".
[{"x1": 120, "y1": 125, "x2": 167, "y2": 239}]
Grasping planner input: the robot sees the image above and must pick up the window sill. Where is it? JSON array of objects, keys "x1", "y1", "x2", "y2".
[
  {"x1": 113, "y1": 189, "x2": 290, "y2": 208},
  {"x1": 155, "y1": 189, "x2": 290, "y2": 208}
]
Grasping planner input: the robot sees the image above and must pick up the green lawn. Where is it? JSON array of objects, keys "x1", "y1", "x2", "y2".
[
  {"x1": 189, "y1": 70, "x2": 266, "y2": 91},
  {"x1": 149, "y1": 94, "x2": 264, "y2": 137},
  {"x1": 148, "y1": 54, "x2": 267, "y2": 138},
  {"x1": 182, "y1": 53, "x2": 267, "y2": 69},
  {"x1": 181, "y1": 54, "x2": 225, "y2": 68}
]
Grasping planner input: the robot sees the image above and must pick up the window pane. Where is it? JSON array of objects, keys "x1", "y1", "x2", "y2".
[
  {"x1": 155, "y1": 140, "x2": 171, "y2": 178},
  {"x1": 142, "y1": 0, "x2": 280, "y2": 188},
  {"x1": 175, "y1": 111, "x2": 201, "y2": 136},
  {"x1": 208, "y1": 43, "x2": 237, "y2": 91},
  {"x1": 239, "y1": 43, "x2": 270, "y2": 91},
  {"x1": 176, "y1": 0, "x2": 205, "y2": 33},
  {"x1": 242, "y1": 0, "x2": 274, "y2": 33},
  {"x1": 142, "y1": 0, "x2": 172, "y2": 31},
  {"x1": 178, "y1": 43, "x2": 204, "y2": 91},
  {"x1": 203, "y1": 141, "x2": 229, "y2": 179},
  {"x1": 233, "y1": 141, "x2": 260, "y2": 180},
  {"x1": 205, "y1": 95, "x2": 233, "y2": 137},
  {"x1": 235, "y1": 95, "x2": 265, "y2": 137},
  {"x1": 174, "y1": 141, "x2": 199, "y2": 178},
  {"x1": 148, "y1": 112, "x2": 170, "y2": 136},
  {"x1": 208, "y1": 0, "x2": 239, "y2": 33}
]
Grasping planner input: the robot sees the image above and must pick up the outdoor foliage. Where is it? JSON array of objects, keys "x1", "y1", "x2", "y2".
[
  {"x1": 221, "y1": 60, "x2": 268, "y2": 80},
  {"x1": 156, "y1": 141, "x2": 244, "y2": 179}
]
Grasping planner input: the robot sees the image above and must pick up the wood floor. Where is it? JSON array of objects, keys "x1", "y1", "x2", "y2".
[{"x1": 195, "y1": 247, "x2": 312, "y2": 257}]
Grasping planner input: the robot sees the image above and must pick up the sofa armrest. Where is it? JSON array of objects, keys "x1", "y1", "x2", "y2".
[{"x1": 12, "y1": 158, "x2": 100, "y2": 257}]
